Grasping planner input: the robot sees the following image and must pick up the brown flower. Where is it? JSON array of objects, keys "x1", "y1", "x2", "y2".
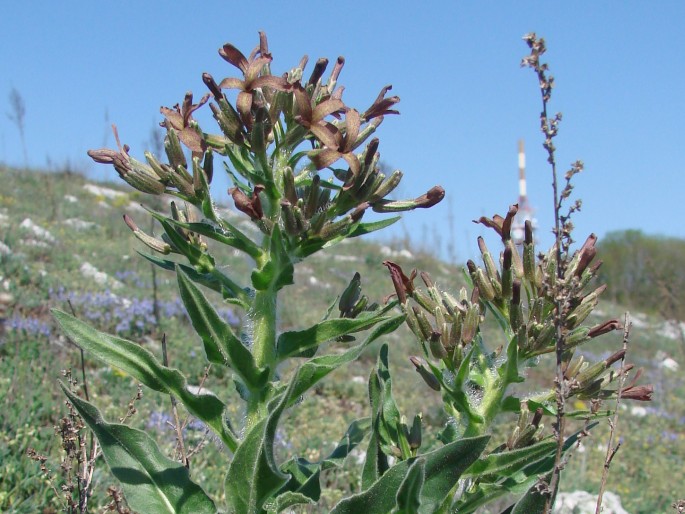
[
  {"x1": 383, "y1": 261, "x2": 416, "y2": 304},
  {"x1": 218, "y1": 39, "x2": 291, "y2": 129},
  {"x1": 308, "y1": 108, "x2": 363, "y2": 186},
  {"x1": 160, "y1": 92, "x2": 210, "y2": 157},
  {"x1": 474, "y1": 204, "x2": 519, "y2": 241},
  {"x1": 362, "y1": 85, "x2": 400, "y2": 121}
]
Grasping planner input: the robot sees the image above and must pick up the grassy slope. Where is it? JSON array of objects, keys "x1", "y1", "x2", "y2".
[{"x1": 0, "y1": 167, "x2": 682, "y2": 513}]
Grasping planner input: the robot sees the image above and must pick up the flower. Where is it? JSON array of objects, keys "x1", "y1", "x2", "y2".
[
  {"x1": 160, "y1": 91, "x2": 210, "y2": 158},
  {"x1": 217, "y1": 34, "x2": 291, "y2": 130}
]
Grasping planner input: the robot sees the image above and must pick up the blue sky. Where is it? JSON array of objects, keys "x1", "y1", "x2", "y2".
[{"x1": 2, "y1": 2, "x2": 684, "y2": 261}]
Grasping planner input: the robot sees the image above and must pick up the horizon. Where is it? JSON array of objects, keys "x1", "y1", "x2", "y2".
[{"x1": 2, "y1": 2, "x2": 684, "y2": 261}]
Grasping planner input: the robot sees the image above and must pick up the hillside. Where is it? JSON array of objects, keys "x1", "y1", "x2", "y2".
[{"x1": 0, "y1": 167, "x2": 683, "y2": 513}]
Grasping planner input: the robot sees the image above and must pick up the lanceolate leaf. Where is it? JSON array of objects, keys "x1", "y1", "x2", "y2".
[
  {"x1": 276, "y1": 314, "x2": 391, "y2": 360},
  {"x1": 463, "y1": 439, "x2": 556, "y2": 478},
  {"x1": 347, "y1": 216, "x2": 401, "y2": 238},
  {"x1": 224, "y1": 378, "x2": 295, "y2": 514},
  {"x1": 284, "y1": 314, "x2": 405, "y2": 407},
  {"x1": 330, "y1": 434, "x2": 490, "y2": 514},
  {"x1": 52, "y1": 310, "x2": 237, "y2": 452},
  {"x1": 510, "y1": 472, "x2": 554, "y2": 514},
  {"x1": 60, "y1": 384, "x2": 217, "y2": 514},
  {"x1": 393, "y1": 458, "x2": 426, "y2": 514},
  {"x1": 177, "y1": 268, "x2": 266, "y2": 389}
]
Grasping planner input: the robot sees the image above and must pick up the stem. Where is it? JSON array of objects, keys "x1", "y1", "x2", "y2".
[
  {"x1": 246, "y1": 287, "x2": 278, "y2": 427},
  {"x1": 595, "y1": 313, "x2": 631, "y2": 513}
]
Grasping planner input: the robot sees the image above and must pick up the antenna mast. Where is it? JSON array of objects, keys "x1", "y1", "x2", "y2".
[{"x1": 512, "y1": 139, "x2": 536, "y2": 245}]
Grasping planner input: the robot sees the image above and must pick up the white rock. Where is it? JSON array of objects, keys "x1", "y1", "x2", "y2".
[
  {"x1": 0, "y1": 241, "x2": 10, "y2": 255},
  {"x1": 19, "y1": 218, "x2": 56, "y2": 243},
  {"x1": 21, "y1": 239, "x2": 51, "y2": 248},
  {"x1": 83, "y1": 183, "x2": 127, "y2": 199},
  {"x1": 630, "y1": 406, "x2": 647, "y2": 417},
  {"x1": 80, "y1": 262, "x2": 123, "y2": 289},
  {"x1": 660, "y1": 357, "x2": 680, "y2": 372},
  {"x1": 554, "y1": 491, "x2": 629, "y2": 514},
  {"x1": 0, "y1": 212, "x2": 9, "y2": 227},
  {"x1": 63, "y1": 218, "x2": 98, "y2": 230},
  {"x1": 64, "y1": 194, "x2": 78, "y2": 203}
]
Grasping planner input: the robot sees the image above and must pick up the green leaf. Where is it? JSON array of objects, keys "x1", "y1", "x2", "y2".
[
  {"x1": 164, "y1": 217, "x2": 262, "y2": 261},
  {"x1": 60, "y1": 384, "x2": 217, "y2": 514},
  {"x1": 52, "y1": 310, "x2": 237, "y2": 452},
  {"x1": 347, "y1": 216, "x2": 401, "y2": 238},
  {"x1": 510, "y1": 472, "x2": 554, "y2": 514},
  {"x1": 267, "y1": 491, "x2": 315, "y2": 513},
  {"x1": 224, "y1": 378, "x2": 294, "y2": 514},
  {"x1": 177, "y1": 268, "x2": 266, "y2": 389},
  {"x1": 331, "y1": 435, "x2": 490, "y2": 514},
  {"x1": 159, "y1": 218, "x2": 214, "y2": 272},
  {"x1": 463, "y1": 439, "x2": 556, "y2": 478},
  {"x1": 276, "y1": 314, "x2": 390, "y2": 360},
  {"x1": 393, "y1": 458, "x2": 425, "y2": 514},
  {"x1": 284, "y1": 315, "x2": 405, "y2": 408}
]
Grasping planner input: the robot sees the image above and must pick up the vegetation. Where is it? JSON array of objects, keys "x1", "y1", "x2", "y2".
[{"x1": 0, "y1": 32, "x2": 681, "y2": 514}]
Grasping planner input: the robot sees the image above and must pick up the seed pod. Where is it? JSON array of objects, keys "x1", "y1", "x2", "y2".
[
  {"x1": 413, "y1": 307, "x2": 434, "y2": 342},
  {"x1": 283, "y1": 167, "x2": 298, "y2": 205},
  {"x1": 461, "y1": 304, "x2": 480, "y2": 344},
  {"x1": 125, "y1": 156, "x2": 166, "y2": 195},
  {"x1": 533, "y1": 323, "x2": 555, "y2": 351},
  {"x1": 478, "y1": 237, "x2": 502, "y2": 296},
  {"x1": 509, "y1": 279, "x2": 522, "y2": 331},
  {"x1": 566, "y1": 326, "x2": 590, "y2": 348},
  {"x1": 339, "y1": 273, "x2": 362, "y2": 315},
  {"x1": 144, "y1": 151, "x2": 174, "y2": 182},
  {"x1": 410, "y1": 357, "x2": 441, "y2": 392},
  {"x1": 319, "y1": 215, "x2": 352, "y2": 240},
  {"x1": 565, "y1": 355, "x2": 585, "y2": 380},
  {"x1": 305, "y1": 175, "x2": 321, "y2": 219},
  {"x1": 474, "y1": 268, "x2": 496, "y2": 301},
  {"x1": 413, "y1": 289, "x2": 440, "y2": 313},
  {"x1": 429, "y1": 331, "x2": 448, "y2": 359},
  {"x1": 281, "y1": 201, "x2": 299, "y2": 235},
  {"x1": 408, "y1": 414, "x2": 422, "y2": 450},
  {"x1": 369, "y1": 170, "x2": 403, "y2": 202},
  {"x1": 505, "y1": 239, "x2": 524, "y2": 278},
  {"x1": 164, "y1": 128, "x2": 187, "y2": 169},
  {"x1": 501, "y1": 247, "x2": 513, "y2": 300},
  {"x1": 123, "y1": 215, "x2": 172, "y2": 254}
]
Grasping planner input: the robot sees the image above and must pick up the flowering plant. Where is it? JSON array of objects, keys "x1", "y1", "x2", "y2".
[{"x1": 54, "y1": 33, "x2": 651, "y2": 513}]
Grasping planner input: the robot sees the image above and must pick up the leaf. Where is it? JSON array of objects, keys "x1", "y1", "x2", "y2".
[
  {"x1": 463, "y1": 439, "x2": 557, "y2": 478},
  {"x1": 510, "y1": 472, "x2": 554, "y2": 514},
  {"x1": 393, "y1": 458, "x2": 425, "y2": 514},
  {"x1": 52, "y1": 310, "x2": 237, "y2": 452},
  {"x1": 276, "y1": 314, "x2": 390, "y2": 360},
  {"x1": 164, "y1": 216, "x2": 261, "y2": 260},
  {"x1": 284, "y1": 315, "x2": 405, "y2": 408},
  {"x1": 267, "y1": 491, "x2": 315, "y2": 513},
  {"x1": 347, "y1": 216, "x2": 401, "y2": 238},
  {"x1": 330, "y1": 435, "x2": 490, "y2": 514},
  {"x1": 139, "y1": 252, "x2": 250, "y2": 307},
  {"x1": 177, "y1": 268, "x2": 266, "y2": 389},
  {"x1": 224, "y1": 378, "x2": 295, "y2": 514},
  {"x1": 61, "y1": 384, "x2": 217, "y2": 514}
]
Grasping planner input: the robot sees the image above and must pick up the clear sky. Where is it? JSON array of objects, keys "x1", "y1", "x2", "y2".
[{"x1": 2, "y1": 2, "x2": 684, "y2": 261}]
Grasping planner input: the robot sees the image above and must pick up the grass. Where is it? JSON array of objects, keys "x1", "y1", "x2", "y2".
[{"x1": 0, "y1": 166, "x2": 683, "y2": 513}]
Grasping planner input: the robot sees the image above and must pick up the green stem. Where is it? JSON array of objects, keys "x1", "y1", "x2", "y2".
[{"x1": 246, "y1": 287, "x2": 277, "y2": 428}]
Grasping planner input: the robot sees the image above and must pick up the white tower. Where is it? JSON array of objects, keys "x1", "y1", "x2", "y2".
[{"x1": 512, "y1": 139, "x2": 536, "y2": 245}]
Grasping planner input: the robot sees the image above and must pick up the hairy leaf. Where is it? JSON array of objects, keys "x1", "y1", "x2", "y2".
[
  {"x1": 177, "y1": 268, "x2": 266, "y2": 389},
  {"x1": 393, "y1": 458, "x2": 425, "y2": 514},
  {"x1": 53, "y1": 310, "x2": 237, "y2": 451},
  {"x1": 61, "y1": 384, "x2": 217, "y2": 514},
  {"x1": 331, "y1": 435, "x2": 490, "y2": 514}
]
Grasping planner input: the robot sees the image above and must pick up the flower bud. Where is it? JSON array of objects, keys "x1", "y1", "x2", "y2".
[
  {"x1": 283, "y1": 167, "x2": 298, "y2": 205},
  {"x1": 164, "y1": 128, "x2": 187, "y2": 169},
  {"x1": 413, "y1": 307, "x2": 434, "y2": 342},
  {"x1": 410, "y1": 356, "x2": 441, "y2": 391},
  {"x1": 408, "y1": 414, "x2": 422, "y2": 450},
  {"x1": 474, "y1": 268, "x2": 496, "y2": 301},
  {"x1": 461, "y1": 304, "x2": 480, "y2": 344},
  {"x1": 305, "y1": 175, "x2": 321, "y2": 219},
  {"x1": 369, "y1": 170, "x2": 403, "y2": 202},
  {"x1": 429, "y1": 331, "x2": 448, "y2": 359},
  {"x1": 281, "y1": 201, "x2": 299, "y2": 235},
  {"x1": 123, "y1": 214, "x2": 172, "y2": 254},
  {"x1": 339, "y1": 272, "x2": 362, "y2": 316}
]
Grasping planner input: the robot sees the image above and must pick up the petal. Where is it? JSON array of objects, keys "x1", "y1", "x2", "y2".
[
  {"x1": 219, "y1": 43, "x2": 248, "y2": 73},
  {"x1": 342, "y1": 109, "x2": 361, "y2": 151},
  {"x1": 309, "y1": 148, "x2": 342, "y2": 170},
  {"x1": 310, "y1": 122, "x2": 342, "y2": 150},
  {"x1": 219, "y1": 77, "x2": 247, "y2": 91},
  {"x1": 252, "y1": 75, "x2": 292, "y2": 92},
  {"x1": 312, "y1": 98, "x2": 345, "y2": 123}
]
